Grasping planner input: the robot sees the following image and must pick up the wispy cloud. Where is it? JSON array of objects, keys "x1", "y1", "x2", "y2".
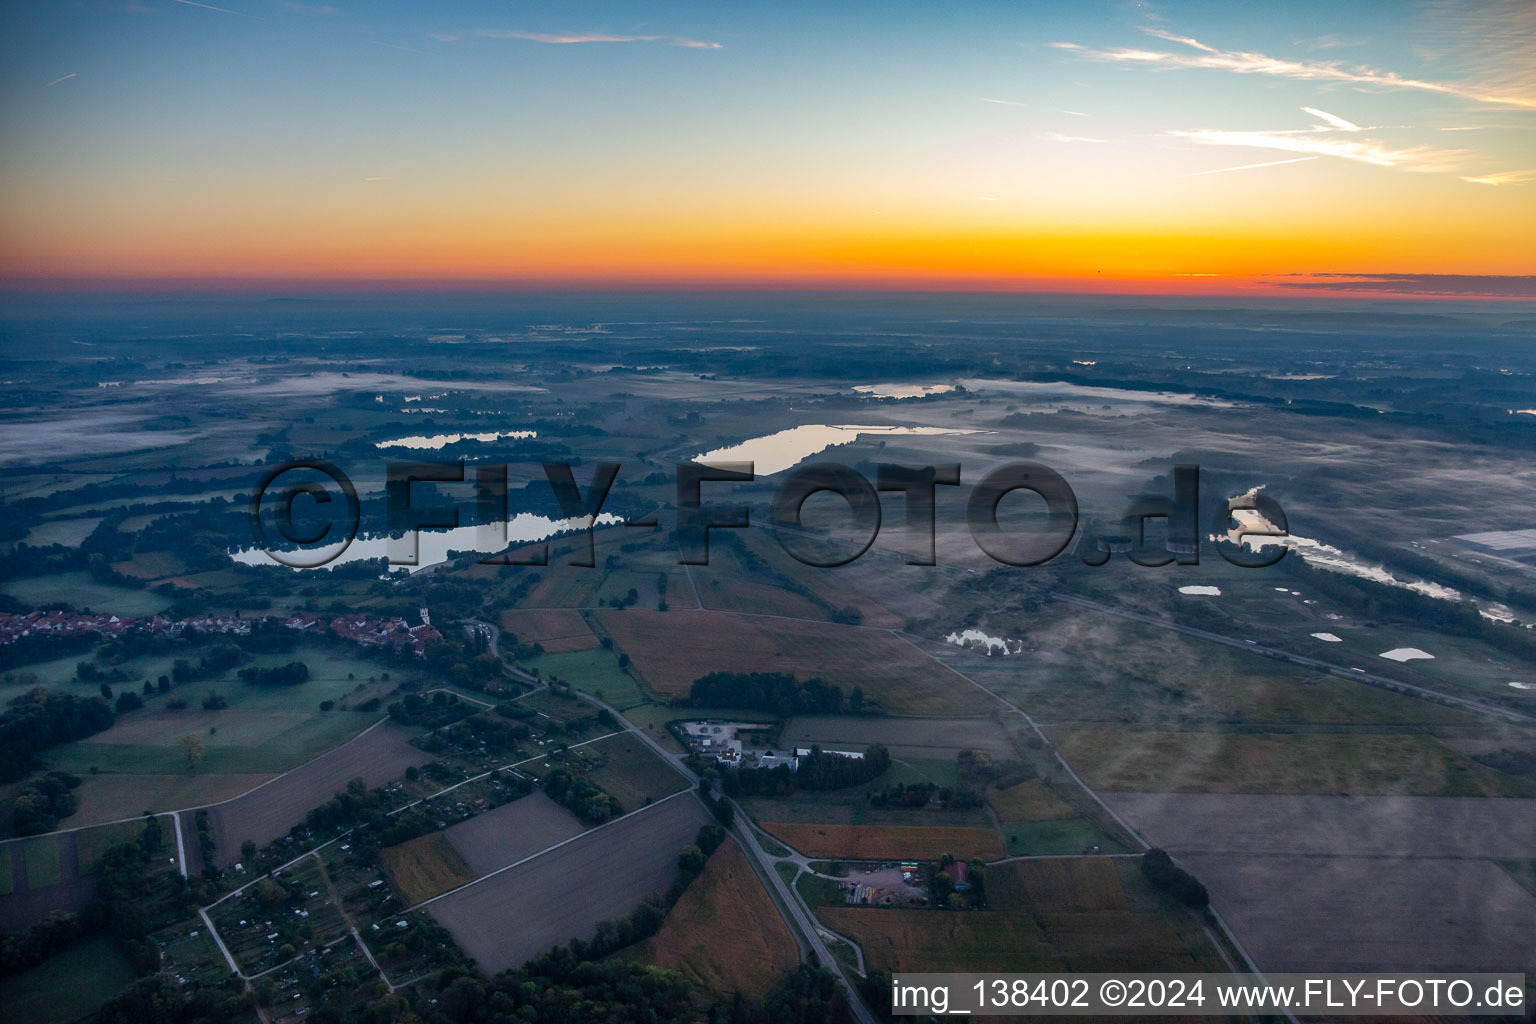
[
  {"x1": 474, "y1": 30, "x2": 721, "y2": 49},
  {"x1": 1039, "y1": 131, "x2": 1107, "y2": 144},
  {"x1": 1461, "y1": 170, "x2": 1533, "y2": 186},
  {"x1": 170, "y1": 0, "x2": 257, "y2": 18},
  {"x1": 1300, "y1": 107, "x2": 1364, "y2": 132},
  {"x1": 1050, "y1": 27, "x2": 1536, "y2": 108},
  {"x1": 1265, "y1": 273, "x2": 1536, "y2": 297},
  {"x1": 977, "y1": 97, "x2": 1028, "y2": 108},
  {"x1": 1194, "y1": 155, "x2": 1319, "y2": 176},
  {"x1": 45, "y1": 73, "x2": 77, "y2": 87},
  {"x1": 1170, "y1": 106, "x2": 1468, "y2": 174}
]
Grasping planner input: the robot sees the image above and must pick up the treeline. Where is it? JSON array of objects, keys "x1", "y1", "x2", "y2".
[
  {"x1": 719, "y1": 744, "x2": 890, "y2": 797},
  {"x1": 0, "y1": 688, "x2": 115, "y2": 782},
  {"x1": 237, "y1": 661, "x2": 309, "y2": 686},
  {"x1": 1141, "y1": 849, "x2": 1208, "y2": 909},
  {"x1": 688, "y1": 671, "x2": 869, "y2": 715}
]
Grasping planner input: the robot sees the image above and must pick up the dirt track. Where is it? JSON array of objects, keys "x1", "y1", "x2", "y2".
[
  {"x1": 204, "y1": 722, "x2": 430, "y2": 865},
  {"x1": 427, "y1": 794, "x2": 711, "y2": 974}
]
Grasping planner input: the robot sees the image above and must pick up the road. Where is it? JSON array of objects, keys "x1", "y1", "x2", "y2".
[{"x1": 564, "y1": 685, "x2": 881, "y2": 1024}]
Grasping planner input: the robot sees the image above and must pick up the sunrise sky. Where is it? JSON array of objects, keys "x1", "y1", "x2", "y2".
[{"x1": 2, "y1": 0, "x2": 1533, "y2": 296}]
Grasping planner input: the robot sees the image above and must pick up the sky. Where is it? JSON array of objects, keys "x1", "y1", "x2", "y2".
[{"x1": 1, "y1": 0, "x2": 1533, "y2": 297}]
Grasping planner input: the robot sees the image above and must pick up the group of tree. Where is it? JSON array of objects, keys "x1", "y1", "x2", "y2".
[
  {"x1": 9, "y1": 770, "x2": 81, "y2": 835},
  {"x1": 0, "y1": 814, "x2": 166, "y2": 980},
  {"x1": 0, "y1": 688, "x2": 115, "y2": 782},
  {"x1": 543, "y1": 769, "x2": 624, "y2": 824},
  {"x1": 688, "y1": 671, "x2": 868, "y2": 716},
  {"x1": 388, "y1": 690, "x2": 473, "y2": 729},
  {"x1": 237, "y1": 660, "x2": 310, "y2": 686},
  {"x1": 1140, "y1": 848, "x2": 1209, "y2": 909}
]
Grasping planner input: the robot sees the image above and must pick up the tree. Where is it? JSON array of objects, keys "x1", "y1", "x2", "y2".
[
  {"x1": 240, "y1": 839, "x2": 257, "y2": 864},
  {"x1": 179, "y1": 733, "x2": 205, "y2": 773}
]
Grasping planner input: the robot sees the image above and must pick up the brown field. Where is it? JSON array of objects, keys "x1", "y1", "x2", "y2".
[
  {"x1": 986, "y1": 858, "x2": 1129, "y2": 913},
  {"x1": 817, "y1": 907, "x2": 1061, "y2": 972},
  {"x1": 693, "y1": 578, "x2": 826, "y2": 620},
  {"x1": 426, "y1": 794, "x2": 712, "y2": 975},
  {"x1": 625, "y1": 838, "x2": 799, "y2": 999},
  {"x1": 1050, "y1": 728, "x2": 1536, "y2": 797},
  {"x1": 441, "y1": 790, "x2": 586, "y2": 877},
  {"x1": 203, "y1": 723, "x2": 431, "y2": 865},
  {"x1": 596, "y1": 609, "x2": 995, "y2": 716},
  {"x1": 66, "y1": 772, "x2": 277, "y2": 828},
  {"x1": 379, "y1": 832, "x2": 475, "y2": 905},
  {"x1": 758, "y1": 822, "x2": 1005, "y2": 861},
  {"x1": 986, "y1": 781, "x2": 1078, "y2": 825},
  {"x1": 1180, "y1": 853, "x2": 1536, "y2": 974},
  {"x1": 499, "y1": 609, "x2": 597, "y2": 651}
]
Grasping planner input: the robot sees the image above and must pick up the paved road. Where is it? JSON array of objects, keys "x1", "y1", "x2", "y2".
[{"x1": 565, "y1": 686, "x2": 880, "y2": 1024}]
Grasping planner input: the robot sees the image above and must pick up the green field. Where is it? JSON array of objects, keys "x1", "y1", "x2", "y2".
[
  {"x1": 36, "y1": 643, "x2": 400, "y2": 778},
  {"x1": 23, "y1": 833, "x2": 63, "y2": 888},
  {"x1": 561, "y1": 732, "x2": 688, "y2": 811},
  {"x1": 21, "y1": 517, "x2": 104, "y2": 548},
  {"x1": 0, "y1": 936, "x2": 135, "y2": 1023},
  {"x1": 1004, "y1": 818, "x2": 1134, "y2": 856},
  {"x1": 48, "y1": 710, "x2": 378, "y2": 775},
  {"x1": 0, "y1": 572, "x2": 173, "y2": 618},
  {"x1": 522, "y1": 647, "x2": 650, "y2": 710},
  {"x1": 76, "y1": 815, "x2": 172, "y2": 873}
]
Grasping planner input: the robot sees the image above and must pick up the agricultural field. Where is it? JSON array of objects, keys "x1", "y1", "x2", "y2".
[
  {"x1": 437, "y1": 790, "x2": 586, "y2": 877},
  {"x1": 756, "y1": 822, "x2": 1005, "y2": 861},
  {"x1": 499, "y1": 608, "x2": 598, "y2": 652},
  {"x1": 986, "y1": 857, "x2": 1129, "y2": 913},
  {"x1": 1049, "y1": 728, "x2": 1536, "y2": 797},
  {"x1": 22, "y1": 834, "x2": 63, "y2": 889},
  {"x1": 520, "y1": 647, "x2": 649, "y2": 710},
  {"x1": 817, "y1": 906, "x2": 1063, "y2": 973},
  {"x1": 75, "y1": 814, "x2": 173, "y2": 873},
  {"x1": 1181, "y1": 853, "x2": 1536, "y2": 974},
  {"x1": 63, "y1": 772, "x2": 276, "y2": 829},
  {"x1": 379, "y1": 832, "x2": 476, "y2": 906},
  {"x1": 0, "y1": 572, "x2": 173, "y2": 618},
  {"x1": 426, "y1": 794, "x2": 711, "y2": 974},
  {"x1": 597, "y1": 609, "x2": 996, "y2": 715},
  {"x1": 0, "y1": 935, "x2": 136, "y2": 1023},
  {"x1": 986, "y1": 780, "x2": 1078, "y2": 824},
  {"x1": 625, "y1": 838, "x2": 800, "y2": 999},
  {"x1": 554, "y1": 732, "x2": 689, "y2": 812},
  {"x1": 821, "y1": 854, "x2": 1224, "y2": 977},
  {"x1": 37, "y1": 643, "x2": 402, "y2": 781},
  {"x1": 201, "y1": 723, "x2": 431, "y2": 865},
  {"x1": 1107, "y1": 793, "x2": 1536, "y2": 975}
]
